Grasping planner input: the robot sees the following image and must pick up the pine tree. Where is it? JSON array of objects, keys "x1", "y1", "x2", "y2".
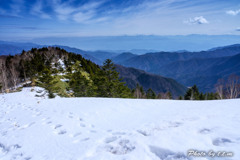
[
  {"x1": 37, "y1": 68, "x2": 56, "y2": 98},
  {"x1": 67, "y1": 61, "x2": 94, "y2": 97},
  {"x1": 146, "y1": 88, "x2": 156, "y2": 99},
  {"x1": 94, "y1": 59, "x2": 132, "y2": 98},
  {"x1": 184, "y1": 85, "x2": 200, "y2": 100}
]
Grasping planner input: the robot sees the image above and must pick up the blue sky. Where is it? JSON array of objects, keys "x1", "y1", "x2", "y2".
[{"x1": 0, "y1": 0, "x2": 240, "y2": 41}]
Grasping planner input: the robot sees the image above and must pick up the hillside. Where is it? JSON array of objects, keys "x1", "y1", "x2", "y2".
[
  {"x1": 155, "y1": 54, "x2": 240, "y2": 92},
  {"x1": 0, "y1": 87, "x2": 239, "y2": 160},
  {"x1": 53, "y1": 45, "x2": 119, "y2": 65},
  {"x1": 0, "y1": 47, "x2": 133, "y2": 98},
  {"x1": 115, "y1": 44, "x2": 240, "y2": 92},
  {"x1": 1, "y1": 41, "x2": 240, "y2": 93},
  {"x1": 112, "y1": 52, "x2": 137, "y2": 64},
  {"x1": 0, "y1": 47, "x2": 185, "y2": 98},
  {"x1": 115, "y1": 65, "x2": 187, "y2": 97},
  {"x1": 118, "y1": 44, "x2": 240, "y2": 72}
]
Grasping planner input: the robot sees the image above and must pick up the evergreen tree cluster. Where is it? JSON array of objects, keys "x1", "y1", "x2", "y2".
[
  {"x1": 183, "y1": 85, "x2": 218, "y2": 100},
  {"x1": 20, "y1": 47, "x2": 132, "y2": 98},
  {"x1": 132, "y1": 83, "x2": 172, "y2": 99},
  {"x1": 0, "y1": 47, "x2": 226, "y2": 100}
]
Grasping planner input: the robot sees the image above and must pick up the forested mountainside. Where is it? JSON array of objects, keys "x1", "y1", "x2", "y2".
[
  {"x1": 1, "y1": 41, "x2": 240, "y2": 93},
  {"x1": 0, "y1": 47, "x2": 132, "y2": 98},
  {"x1": 115, "y1": 44, "x2": 240, "y2": 92},
  {"x1": 115, "y1": 65, "x2": 187, "y2": 97},
  {"x1": 0, "y1": 47, "x2": 187, "y2": 98}
]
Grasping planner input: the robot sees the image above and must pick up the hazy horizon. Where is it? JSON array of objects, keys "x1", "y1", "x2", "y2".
[
  {"x1": 1, "y1": 0, "x2": 240, "y2": 51},
  {"x1": 1, "y1": 0, "x2": 240, "y2": 41}
]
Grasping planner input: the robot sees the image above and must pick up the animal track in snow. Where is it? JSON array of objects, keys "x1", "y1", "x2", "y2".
[
  {"x1": 105, "y1": 139, "x2": 135, "y2": 155},
  {"x1": 19, "y1": 122, "x2": 35, "y2": 130},
  {"x1": 212, "y1": 138, "x2": 233, "y2": 146},
  {"x1": 199, "y1": 128, "x2": 211, "y2": 134},
  {"x1": 73, "y1": 132, "x2": 82, "y2": 137},
  {"x1": 104, "y1": 136, "x2": 118, "y2": 143},
  {"x1": 78, "y1": 118, "x2": 84, "y2": 121},
  {"x1": 58, "y1": 130, "x2": 67, "y2": 135},
  {"x1": 169, "y1": 122, "x2": 182, "y2": 128},
  {"x1": 54, "y1": 124, "x2": 62, "y2": 129},
  {"x1": 80, "y1": 123, "x2": 86, "y2": 127},
  {"x1": 137, "y1": 130, "x2": 150, "y2": 136},
  {"x1": 0, "y1": 143, "x2": 22, "y2": 157},
  {"x1": 82, "y1": 138, "x2": 90, "y2": 141}
]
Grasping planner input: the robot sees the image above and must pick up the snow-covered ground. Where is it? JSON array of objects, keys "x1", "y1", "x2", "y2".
[{"x1": 0, "y1": 87, "x2": 240, "y2": 160}]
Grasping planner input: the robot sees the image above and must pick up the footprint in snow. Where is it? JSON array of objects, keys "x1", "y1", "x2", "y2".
[
  {"x1": 46, "y1": 121, "x2": 52, "y2": 124},
  {"x1": 80, "y1": 123, "x2": 86, "y2": 127},
  {"x1": 78, "y1": 117, "x2": 84, "y2": 121},
  {"x1": 169, "y1": 122, "x2": 182, "y2": 128},
  {"x1": 73, "y1": 132, "x2": 82, "y2": 137},
  {"x1": 137, "y1": 130, "x2": 150, "y2": 136},
  {"x1": 41, "y1": 117, "x2": 50, "y2": 121},
  {"x1": 105, "y1": 139, "x2": 135, "y2": 155},
  {"x1": 212, "y1": 138, "x2": 233, "y2": 146},
  {"x1": 58, "y1": 130, "x2": 67, "y2": 135},
  {"x1": 82, "y1": 138, "x2": 90, "y2": 141},
  {"x1": 199, "y1": 128, "x2": 211, "y2": 134},
  {"x1": 54, "y1": 124, "x2": 62, "y2": 129},
  {"x1": 19, "y1": 122, "x2": 35, "y2": 130},
  {"x1": 104, "y1": 136, "x2": 118, "y2": 143},
  {"x1": 69, "y1": 132, "x2": 82, "y2": 138}
]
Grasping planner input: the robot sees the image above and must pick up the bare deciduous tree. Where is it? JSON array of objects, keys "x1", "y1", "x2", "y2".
[
  {"x1": 215, "y1": 78, "x2": 224, "y2": 99},
  {"x1": 9, "y1": 63, "x2": 18, "y2": 90},
  {"x1": 225, "y1": 74, "x2": 240, "y2": 99},
  {"x1": 0, "y1": 61, "x2": 8, "y2": 92}
]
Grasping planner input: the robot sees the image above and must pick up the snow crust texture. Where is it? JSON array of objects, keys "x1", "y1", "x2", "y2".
[{"x1": 0, "y1": 87, "x2": 240, "y2": 160}]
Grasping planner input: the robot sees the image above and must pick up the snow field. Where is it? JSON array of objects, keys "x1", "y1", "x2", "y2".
[{"x1": 0, "y1": 87, "x2": 240, "y2": 160}]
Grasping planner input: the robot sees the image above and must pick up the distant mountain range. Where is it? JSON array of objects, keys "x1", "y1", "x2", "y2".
[
  {"x1": 1, "y1": 41, "x2": 240, "y2": 93},
  {"x1": 115, "y1": 44, "x2": 240, "y2": 92},
  {"x1": 32, "y1": 35, "x2": 240, "y2": 51}
]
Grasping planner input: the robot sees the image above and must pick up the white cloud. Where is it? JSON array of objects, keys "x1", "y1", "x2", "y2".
[
  {"x1": 236, "y1": 28, "x2": 240, "y2": 31},
  {"x1": 184, "y1": 16, "x2": 209, "y2": 25},
  {"x1": 226, "y1": 9, "x2": 240, "y2": 16},
  {"x1": 52, "y1": 0, "x2": 104, "y2": 23},
  {"x1": 31, "y1": 0, "x2": 51, "y2": 19}
]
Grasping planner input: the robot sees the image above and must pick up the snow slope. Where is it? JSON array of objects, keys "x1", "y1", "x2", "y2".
[{"x1": 0, "y1": 87, "x2": 240, "y2": 160}]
